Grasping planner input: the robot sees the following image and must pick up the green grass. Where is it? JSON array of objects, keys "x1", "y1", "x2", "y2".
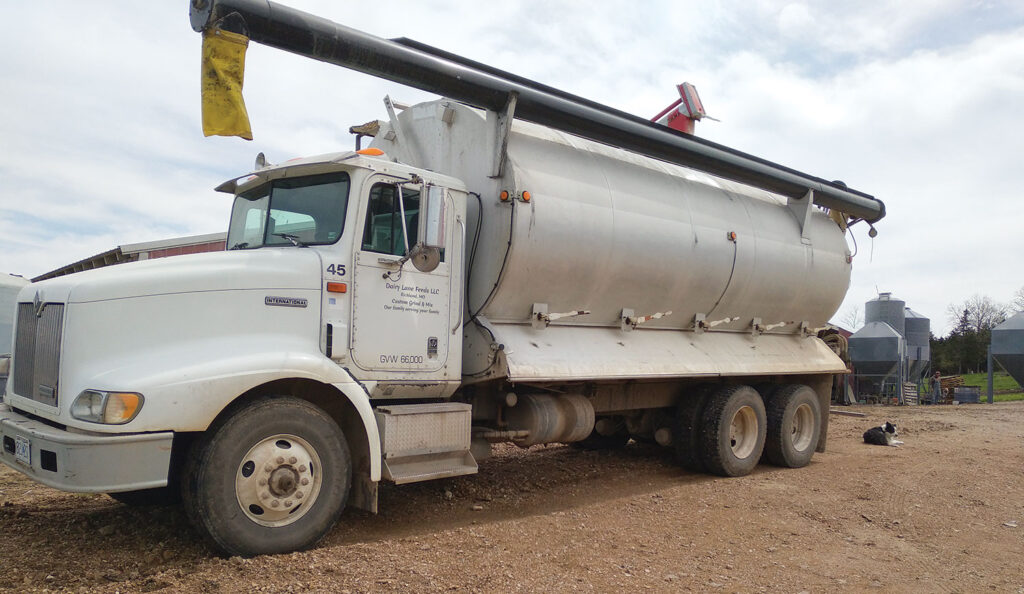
[{"x1": 961, "y1": 372, "x2": 1024, "y2": 402}]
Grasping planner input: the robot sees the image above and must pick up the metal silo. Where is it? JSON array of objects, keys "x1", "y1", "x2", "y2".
[
  {"x1": 865, "y1": 292, "x2": 906, "y2": 337},
  {"x1": 991, "y1": 312, "x2": 1024, "y2": 389},
  {"x1": 904, "y1": 308, "x2": 931, "y2": 383},
  {"x1": 849, "y1": 321, "x2": 906, "y2": 401}
]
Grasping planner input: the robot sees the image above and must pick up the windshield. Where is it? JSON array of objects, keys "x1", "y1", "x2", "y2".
[{"x1": 227, "y1": 171, "x2": 350, "y2": 250}]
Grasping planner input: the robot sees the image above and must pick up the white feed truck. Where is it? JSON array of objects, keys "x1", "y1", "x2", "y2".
[{"x1": 0, "y1": 0, "x2": 885, "y2": 556}]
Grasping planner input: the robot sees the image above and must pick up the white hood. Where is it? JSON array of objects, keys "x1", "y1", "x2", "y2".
[{"x1": 20, "y1": 249, "x2": 322, "y2": 305}]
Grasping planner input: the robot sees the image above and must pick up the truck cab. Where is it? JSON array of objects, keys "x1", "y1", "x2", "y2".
[{"x1": 1, "y1": 150, "x2": 470, "y2": 556}]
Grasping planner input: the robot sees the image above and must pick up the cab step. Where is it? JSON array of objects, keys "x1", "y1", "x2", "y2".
[{"x1": 374, "y1": 402, "x2": 477, "y2": 484}]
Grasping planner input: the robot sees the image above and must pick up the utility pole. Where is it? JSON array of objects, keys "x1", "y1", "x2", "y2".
[{"x1": 986, "y1": 345, "x2": 994, "y2": 404}]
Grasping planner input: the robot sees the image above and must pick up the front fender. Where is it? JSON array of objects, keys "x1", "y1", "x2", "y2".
[
  {"x1": 70, "y1": 334, "x2": 352, "y2": 432},
  {"x1": 52, "y1": 290, "x2": 333, "y2": 432}
]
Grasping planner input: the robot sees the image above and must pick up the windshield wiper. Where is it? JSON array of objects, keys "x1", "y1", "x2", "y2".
[
  {"x1": 273, "y1": 232, "x2": 307, "y2": 247},
  {"x1": 229, "y1": 242, "x2": 249, "y2": 250}
]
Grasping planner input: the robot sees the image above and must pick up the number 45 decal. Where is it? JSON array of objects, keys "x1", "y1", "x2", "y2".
[{"x1": 326, "y1": 264, "x2": 346, "y2": 277}]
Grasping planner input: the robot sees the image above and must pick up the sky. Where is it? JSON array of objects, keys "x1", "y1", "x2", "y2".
[{"x1": 1, "y1": 1, "x2": 1022, "y2": 337}]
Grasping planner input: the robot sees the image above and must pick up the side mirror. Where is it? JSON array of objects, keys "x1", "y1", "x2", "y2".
[
  {"x1": 418, "y1": 185, "x2": 446, "y2": 249},
  {"x1": 407, "y1": 185, "x2": 447, "y2": 273}
]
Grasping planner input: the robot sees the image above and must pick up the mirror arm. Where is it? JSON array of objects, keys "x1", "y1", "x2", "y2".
[{"x1": 397, "y1": 184, "x2": 411, "y2": 255}]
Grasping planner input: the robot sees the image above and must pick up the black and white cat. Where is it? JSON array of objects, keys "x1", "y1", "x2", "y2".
[{"x1": 863, "y1": 422, "x2": 903, "y2": 446}]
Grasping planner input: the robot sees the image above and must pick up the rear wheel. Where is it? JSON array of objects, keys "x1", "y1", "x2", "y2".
[
  {"x1": 181, "y1": 397, "x2": 351, "y2": 557},
  {"x1": 699, "y1": 385, "x2": 766, "y2": 477},
  {"x1": 763, "y1": 384, "x2": 821, "y2": 468},
  {"x1": 673, "y1": 386, "x2": 712, "y2": 472}
]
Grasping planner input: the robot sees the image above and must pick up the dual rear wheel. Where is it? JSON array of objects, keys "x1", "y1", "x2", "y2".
[{"x1": 674, "y1": 383, "x2": 821, "y2": 477}]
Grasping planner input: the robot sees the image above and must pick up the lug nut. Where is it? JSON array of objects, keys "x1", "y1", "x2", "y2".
[
  {"x1": 264, "y1": 464, "x2": 273, "y2": 473},
  {"x1": 298, "y1": 465, "x2": 307, "y2": 473},
  {"x1": 289, "y1": 456, "x2": 297, "y2": 464},
  {"x1": 271, "y1": 500, "x2": 279, "y2": 508},
  {"x1": 296, "y1": 491, "x2": 304, "y2": 499},
  {"x1": 260, "y1": 492, "x2": 269, "y2": 500},
  {"x1": 285, "y1": 500, "x2": 293, "y2": 508},
  {"x1": 276, "y1": 456, "x2": 284, "y2": 464},
  {"x1": 258, "y1": 479, "x2": 267, "y2": 486},
  {"x1": 300, "y1": 478, "x2": 309, "y2": 486}
]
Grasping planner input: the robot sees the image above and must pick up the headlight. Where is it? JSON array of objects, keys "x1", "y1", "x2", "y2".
[{"x1": 70, "y1": 390, "x2": 144, "y2": 424}]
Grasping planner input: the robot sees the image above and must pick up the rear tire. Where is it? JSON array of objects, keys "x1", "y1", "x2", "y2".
[
  {"x1": 699, "y1": 385, "x2": 766, "y2": 477},
  {"x1": 763, "y1": 384, "x2": 821, "y2": 468},
  {"x1": 673, "y1": 387, "x2": 712, "y2": 472},
  {"x1": 181, "y1": 396, "x2": 351, "y2": 557}
]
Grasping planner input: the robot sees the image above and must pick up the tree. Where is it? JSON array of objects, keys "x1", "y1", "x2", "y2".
[
  {"x1": 837, "y1": 305, "x2": 862, "y2": 331},
  {"x1": 1012, "y1": 286, "x2": 1024, "y2": 313},
  {"x1": 934, "y1": 296, "x2": 1007, "y2": 375},
  {"x1": 945, "y1": 294, "x2": 1007, "y2": 332}
]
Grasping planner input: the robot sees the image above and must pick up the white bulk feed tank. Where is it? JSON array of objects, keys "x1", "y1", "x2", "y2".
[{"x1": 373, "y1": 100, "x2": 850, "y2": 383}]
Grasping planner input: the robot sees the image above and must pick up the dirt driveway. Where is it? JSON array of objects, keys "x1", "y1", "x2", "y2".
[{"x1": 1, "y1": 402, "x2": 1022, "y2": 593}]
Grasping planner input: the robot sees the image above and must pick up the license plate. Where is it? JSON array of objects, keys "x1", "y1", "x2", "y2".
[{"x1": 14, "y1": 435, "x2": 31, "y2": 467}]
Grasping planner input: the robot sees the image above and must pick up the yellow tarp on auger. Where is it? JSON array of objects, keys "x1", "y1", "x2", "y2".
[{"x1": 201, "y1": 28, "x2": 253, "y2": 140}]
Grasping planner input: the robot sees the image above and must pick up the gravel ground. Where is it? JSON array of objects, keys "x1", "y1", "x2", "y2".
[{"x1": 1, "y1": 401, "x2": 1022, "y2": 593}]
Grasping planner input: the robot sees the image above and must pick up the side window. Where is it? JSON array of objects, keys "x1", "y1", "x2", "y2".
[{"x1": 362, "y1": 183, "x2": 420, "y2": 256}]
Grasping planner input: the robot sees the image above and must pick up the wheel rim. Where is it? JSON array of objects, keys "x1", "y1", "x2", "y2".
[
  {"x1": 235, "y1": 434, "x2": 323, "y2": 527},
  {"x1": 790, "y1": 403, "x2": 815, "y2": 452},
  {"x1": 729, "y1": 405, "x2": 759, "y2": 458}
]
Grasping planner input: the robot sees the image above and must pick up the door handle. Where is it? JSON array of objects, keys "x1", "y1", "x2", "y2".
[{"x1": 451, "y1": 215, "x2": 466, "y2": 335}]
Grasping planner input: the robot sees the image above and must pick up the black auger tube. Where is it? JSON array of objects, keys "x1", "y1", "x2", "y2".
[{"x1": 190, "y1": 0, "x2": 885, "y2": 222}]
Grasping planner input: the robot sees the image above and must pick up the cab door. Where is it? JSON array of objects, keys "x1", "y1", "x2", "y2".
[{"x1": 349, "y1": 176, "x2": 459, "y2": 380}]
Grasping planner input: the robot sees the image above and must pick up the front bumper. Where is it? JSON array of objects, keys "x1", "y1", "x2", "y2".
[{"x1": 0, "y1": 404, "x2": 174, "y2": 493}]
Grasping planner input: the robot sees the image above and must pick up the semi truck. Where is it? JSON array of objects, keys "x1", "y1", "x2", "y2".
[{"x1": 0, "y1": 0, "x2": 885, "y2": 557}]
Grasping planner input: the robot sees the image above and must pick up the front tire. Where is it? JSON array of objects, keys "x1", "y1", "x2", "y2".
[
  {"x1": 763, "y1": 384, "x2": 821, "y2": 468},
  {"x1": 181, "y1": 397, "x2": 351, "y2": 557},
  {"x1": 699, "y1": 385, "x2": 766, "y2": 477}
]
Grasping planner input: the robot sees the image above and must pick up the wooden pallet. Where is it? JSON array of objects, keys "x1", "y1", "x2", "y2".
[{"x1": 902, "y1": 382, "x2": 918, "y2": 405}]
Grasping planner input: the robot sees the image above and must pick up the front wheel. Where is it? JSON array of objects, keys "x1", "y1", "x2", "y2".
[{"x1": 181, "y1": 397, "x2": 351, "y2": 557}]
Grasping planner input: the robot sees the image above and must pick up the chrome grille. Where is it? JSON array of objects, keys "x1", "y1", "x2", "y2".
[{"x1": 12, "y1": 302, "x2": 64, "y2": 407}]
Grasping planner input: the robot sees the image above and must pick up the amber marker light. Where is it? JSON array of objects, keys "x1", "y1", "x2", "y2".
[
  {"x1": 70, "y1": 390, "x2": 144, "y2": 424},
  {"x1": 356, "y1": 148, "x2": 384, "y2": 156},
  {"x1": 727, "y1": 231, "x2": 737, "y2": 241},
  {"x1": 499, "y1": 190, "x2": 510, "y2": 201},
  {"x1": 521, "y1": 191, "x2": 531, "y2": 202},
  {"x1": 327, "y1": 282, "x2": 348, "y2": 293}
]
